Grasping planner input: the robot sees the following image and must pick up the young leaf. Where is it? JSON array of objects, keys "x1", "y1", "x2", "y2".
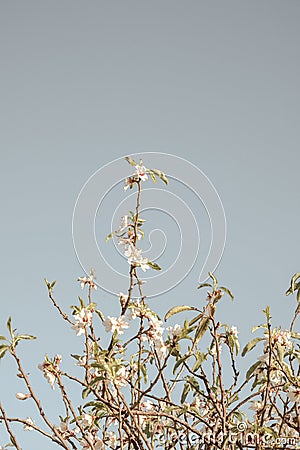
[
  {"x1": 164, "y1": 305, "x2": 194, "y2": 321},
  {"x1": 290, "y1": 273, "x2": 300, "y2": 294},
  {"x1": 181, "y1": 382, "x2": 191, "y2": 403},
  {"x1": 0, "y1": 344, "x2": 9, "y2": 360},
  {"x1": 241, "y1": 337, "x2": 264, "y2": 357},
  {"x1": 82, "y1": 387, "x2": 91, "y2": 399},
  {"x1": 219, "y1": 286, "x2": 234, "y2": 301},
  {"x1": 147, "y1": 261, "x2": 162, "y2": 271},
  {"x1": 16, "y1": 334, "x2": 37, "y2": 341},
  {"x1": 209, "y1": 272, "x2": 218, "y2": 288},
  {"x1": 125, "y1": 156, "x2": 137, "y2": 167},
  {"x1": 148, "y1": 170, "x2": 157, "y2": 183},
  {"x1": 173, "y1": 354, "x2": 190, "y2": 375},
  {"x1": 95, "y1": 310, "x2": 105, "y2": 321},
  {"x1": 7, "y1": 317, "x2": 13, "y2": 338},
  {"x1": 246, "y1": 361, "x2": 261, "y2": 381},
  {"x1": 194, "y1": 318, "x2": 210, "y2": 342},
  {"x1": 192, "y1": 352, "x2": 207, "y2": 372},
  {"x1": 152, "y1": 169, "x2": 168, "y2": 185},
  {"x1": 197, "y1": 283, "x2": 212, "y2": 290}
]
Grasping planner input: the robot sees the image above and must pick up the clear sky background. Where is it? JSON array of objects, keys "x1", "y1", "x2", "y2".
[{"x1": 1, "y1": 2, "x2": 300, "y2": 448}]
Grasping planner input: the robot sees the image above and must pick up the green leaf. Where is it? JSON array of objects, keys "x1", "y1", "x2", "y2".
[
  {"x1": 194, "y1": 318, "x2": 210, "y2": 342},
  {"x1": 6, "y1": 317, "x2": 13, "y2": 338},
  {"x1": 164, "y1": 305, "x2": 194, "y2": 321},
  {"x1": 252, "y1": 324, "x2": 267, "y2": 333},
  {"x1": 228, "y1": 335, "x2": 240, "y2": 355},
  {"x1": 189, "y1": 313, "x2": 203, "y2": 327},
  {"x1": 192, "y1": 351, "x2": 207, "y2": 372},
  {"x1": 288, "y1": 273, "x2": 300, "y2": 295},
  {"x1": 197, "y1": 283, "x2": 212, "y2": 290},
  {"x1": 152, "y1": 168, "x2": 168, "y2": 185},
  {"x1": 208, "y1": 272, "x2": 218, "y2": 288},
  {"x1": 147, "y1": 260, "x2": 162, "y2": 271},
  {"x1": 246, "y1": 361, "x2": 261, "y2": 381},
  {"x1": 219, "y1": 286, "x2": 234, "y2": 301},
  {"x1": 148, "y1": 170, "x2": 157, "y2": 183},
  {"x1": 276, "y1": 343, "x2": 284, "y2": 363},
  {"x1": 263, "y1": 306, "x2": 271, "y2": 321},
  {"x1": 242, "y1": 337, "x2": 264, "y2": 357},
  {"x1": 16, "y1": 334, "x2": 36, "y2": 341},
  {"x1": 106, "y1": 231, "x2": 118, "y2": 241},
  {"x1": 82, "y1": 387, "x2": 91, "y2": 399},
  {"x1": 181, "y1": 382, "x2": 190, "y2": 403},
  {"x1": 95, "y1": 310, "x2": 105, "y2": 321},
  {"x1": 141, "y1": 364, "x2": 148, "y2": 383},
  {"x1": 173, "y1": 354, "x2": 191, "y2": 375},
  {"x1": 0, "y1": 335, "x2": 7, "y2": 341},
  {"x1": 125, "y1": 156, "x2": 137, "y2": 167},
  {"x1": 187, "y1": 376, "x2": 199, "y2": 392},
  {"x1": 0, "y1": 344, "x2": 9, "y2": 360}
]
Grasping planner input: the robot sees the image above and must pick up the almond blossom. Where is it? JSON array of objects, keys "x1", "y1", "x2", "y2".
[
  {"x1": 167, "y1": 324, "x2": 182, "y2": 337},
  {"x1": 23, "y1": 417, "x2": 34, "y2": 431},
  {"x1": 71, "y1": 308, "x2": 93, "y2": 336},
  {"x1": 287, "y1": 386, "x2": 300, "y2": 403},
  {"x1": 38, "y1": 357, "x2": 60, "y2": 389},
  {"x1": 77, "y1": 275, "x2": 97, "y2": 291},
  {"x1": 103, "y1": 315, "x2": 129, "y2": 335},
  {"x1": 134, "y1": 162, "x2": 148, "y2": 181},
  {"x1": 81, "y1": 413, "x2": 93, "y2": 427},
  {"x1": 81, "y1": 433, "x2": 104, "y2": 450},
  {"x1": 114, "y1": 366, "x2": 129, "y2": 387},
  {"x1": 125, "y1": 245, "x2": 150, "y2": 271},
  {"x1": 269, "y1": 328, "x2": 292, "y2": 349},
  {"x1": 141, "y1": 400, "x2": 154, "y2": 411},
  {"x1": 119, "y1": 215, "x2": 129, "y2": 231},
  {"x1": 124, "y1": 176, "x2": 134, "y2": 191},
  {"x1": 106, "y1": 431, "x2": 118, "y2": 449},
  {"x1": 249, "y1": 400, "x2": 263, "y2": 412},
  {"x1": 230, "y1": 326, "x2": 238, "y2": 337}
]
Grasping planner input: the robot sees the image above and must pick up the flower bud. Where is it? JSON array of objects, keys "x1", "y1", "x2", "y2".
[{"x1": 16, "y1": 392, "x2": 30, "y2": 400}]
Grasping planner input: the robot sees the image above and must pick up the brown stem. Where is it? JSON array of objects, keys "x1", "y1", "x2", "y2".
[
  {"x1": 0, "y1": 403, "x2": 22, "y2": 450},
  {"x1": 10, "y1": 348, "x2": 70, "y2": 450}
]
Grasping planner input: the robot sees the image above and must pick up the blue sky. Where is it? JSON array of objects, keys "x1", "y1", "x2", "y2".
[{"x1": 1, "y1": 2, "x2": 300, "y2": 448}]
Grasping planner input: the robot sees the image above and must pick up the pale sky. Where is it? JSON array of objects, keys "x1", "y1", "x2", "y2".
[{"x1": 1, "y1": 2, "x2": 300, "y2": 448}]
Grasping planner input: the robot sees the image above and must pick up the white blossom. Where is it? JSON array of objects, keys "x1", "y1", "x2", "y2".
[
  {"x1": 103, "y1": 315, "x2": 129, "y2": 335},
  {"x1": 119, "y1": 215, "x2": 129, "y2": 231},
  {"x1": 269, "y1": 328, "x2": 292, "y2": 349},
  {"x1": 38, "y1": 360, "x2": 57, "y2": 389},
  {"x1": 114, "y1": 366, "x2": 129, "y2": 387},
  {"x1": 23, "y1": 417, "x2": 34, "y2": 431},
  {"x1": 125, "y1": 245, "x2": 150, "y2": 271},
  {"x1": 124, "y1": 177, "x2": 133, "y2": 191},
  {"x1": 77, "y1": 275, "x2": 97, "y2": 291},
  {"x1": 141, "y1": 400, "x2": 154, "y2": 411},
  {"x1": 230, "y1": 326, "x2": 238, "y2": 337},
  {"x1": 81, "y1": 413, "x2": 93, "y2": 427},
  {"x1": 59, "y1": 421, "x2": 68, "y2": 433},
  {"x1": 134, "y1": 163, "x2": 148, "y2": 181},
  {"x1": 167, "y1": 324, "x2": 182, "y2": 337},
  {"x1": 71, "y1": 308, "x2": 93, "y2": 336},
  {"x1": 287, "y1": 387, "x2": 300, "y2": 403},
  {"x1": 106, "y1": 431, "x2": 118, "y2": 449},
  {"x1": 249, "y1": 400, "x2": 263, "y2": 412},
  {"x1": 154, "y1": 338, "x2": 168, "y2": 359}
]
